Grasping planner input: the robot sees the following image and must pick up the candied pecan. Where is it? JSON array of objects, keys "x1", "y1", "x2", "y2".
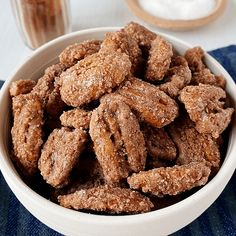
[
  {"x1": 179, "y1": 84, "x2": 234, "y2": 138},
  {"x1": 168, "y1": 115, "x2": 221, "y2": 169},
  {"x1": 11, "y1": 93, "x2": 43, "y2": 176},
  {"x1": 38, "y1": 127, "x2": 87, "y2": 188},
  {"x1": 185, "y1": 47, "x2": 226, "y2": 88},
  {"x1": 123, "y1": 22, "x2": 156, "y2": 53},
  {"x1": 145, "y1": 35, "x2": 173, "y2": 81},
  {"x1": 159, "y1": 56, "x2": 191, "y2": 98},
  {"x1": 58, "y1": 185, "x2": 153, "y2": 213},
  {"x1": 60, "y1": 51, "x2": 131, "y2": 107},
  {"x1": 185, "y1": 47, "x2": 205, "y2": 72},
  {"x1": 116, "y1": 77, "x2": 179, "y2": 128},
  {"x1": 32, "y1": 63, "x2": 66, "y2": 107},
  {"x1": 59, "y1": 40, "x2": 102, "y2": 67},
  {"x1": 89, "y1": 99, "x2": 146, "y2": 184},
  {"x1": 192, "y1": 68, "x2": 226, "y2": 89},
  {"x1": 142, "y1": 125, "x2": 176, "y2": 161},
  {"x1": 128, "y1": 162, "x2": 211, "y2": 196},
  {"x1": 46, "y1": 77, "x2": 66, "y2": 118},
  {"x1": 9, "y1": 79, "x2": 36, "y2": 96},
  {"x1": 60, "y1": 108, "x2": 92, "y2": 129},
  {"x1": 100, "y1": 30, "x2": 142, "y2": 75}
]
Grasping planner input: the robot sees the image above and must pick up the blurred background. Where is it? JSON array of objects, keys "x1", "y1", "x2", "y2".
[{"x1": 0, "y1": 0, "x2": 236, "y2": 80}]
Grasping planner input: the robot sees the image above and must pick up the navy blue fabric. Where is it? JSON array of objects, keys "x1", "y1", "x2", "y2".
[
  {"x1": 0, "y1": 80, "x2": 4, "y2": 88},
  {"x1": 0, "y1": 45, "x2": 236, "y2": 236}
]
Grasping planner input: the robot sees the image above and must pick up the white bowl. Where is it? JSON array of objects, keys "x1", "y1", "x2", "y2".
[{"x1": 0, "y1": 27, "x2": 236, "y2": 236}]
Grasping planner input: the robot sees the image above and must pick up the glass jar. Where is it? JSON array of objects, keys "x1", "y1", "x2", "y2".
[{"x1": 11, "y1": 0, "x2": 71, "y2": 49}]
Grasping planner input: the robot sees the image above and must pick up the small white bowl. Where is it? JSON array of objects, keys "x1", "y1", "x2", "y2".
[
  {"x1": 125, "y1": 0, "x2": 227, "y2": 30},
  {"x1": 0, "y1": 28, "x2": 235, "y2": 236}
]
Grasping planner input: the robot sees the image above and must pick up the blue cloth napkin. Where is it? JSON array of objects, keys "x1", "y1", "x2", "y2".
[{"x1": 0, "y1": 46, "x2": 236, "y2": 236}]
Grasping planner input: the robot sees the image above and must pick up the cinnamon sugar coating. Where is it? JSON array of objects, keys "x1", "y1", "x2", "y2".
[
  {"x1": 46, "y1": 77, "x2": 66, "y2": 118},
  {"x1": 58, "y1": 185, "x2": 153, "y2": 213},
  {"x1": 179, "y1": 84, "x2": 234, "y2": 138},
  {"x1": 116, "y1": 77, "x2": 179, "y2": 128},
  {"x1": 60, "y1": 108, "x2": 92, "y2": 129},
  {"x1": 128, "y1": 162, "x2": 211, "y2": 196},
  {"x1": 123, "y1": 22, "x2": 156, "y2": 52},
  {"x1": 32, "y1": 63, "x2": 66, "y2": 107},
  {"x1": 59, "y1": 40, "x2": 102, "y2": 67},
  {"x1": 100, "y1": 31, "x2": 142, "y2": 75},
  {"x1": 142, "y1": 125, "x2": 177, "y2": 161},
  {"x1": 9, "y1": 79, "x2": 36, "y2": 96},
  {"x1": 60, "y1": 51, "x2": 131, "y2": 107},
  {"x1": 168, "y1": 115, "x2": 221, "y2": 169},
  {"x1": 11, "y1": 93, "x2": 43, "y2": 176},
  {"x1": 89, "y1": 99, "x2": 146, "y2": 185},
  {"x1": 159, "y1": 56, "x2": 191, "y2": 98},
  {"x1": 192, "y1": 68, "x2": 226, "y2": 89},
  {"x1": 38, "y1": 127, "x2": 87, "y2": 188},
  {"x1": 184, "y1": 47, "x2": 205, "y2": 72},
  {"x1": 9, "y1": 22, "x2": 234, "y2": 215},
  {"x1": 185, "y1": 47, "x2": 226, "y2": 88},
  {"x1": 145, "y1": 35, "x2": 173, "y2": 81}
]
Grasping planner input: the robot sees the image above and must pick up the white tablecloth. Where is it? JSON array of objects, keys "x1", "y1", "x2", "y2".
[{"x1": 0, "y1": 0, "x2": 236, "y2": 80}]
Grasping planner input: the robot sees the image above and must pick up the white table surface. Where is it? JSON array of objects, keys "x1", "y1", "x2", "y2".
[{"x1": 0, "y1": 0, "x2": 236, "y2": 80}]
